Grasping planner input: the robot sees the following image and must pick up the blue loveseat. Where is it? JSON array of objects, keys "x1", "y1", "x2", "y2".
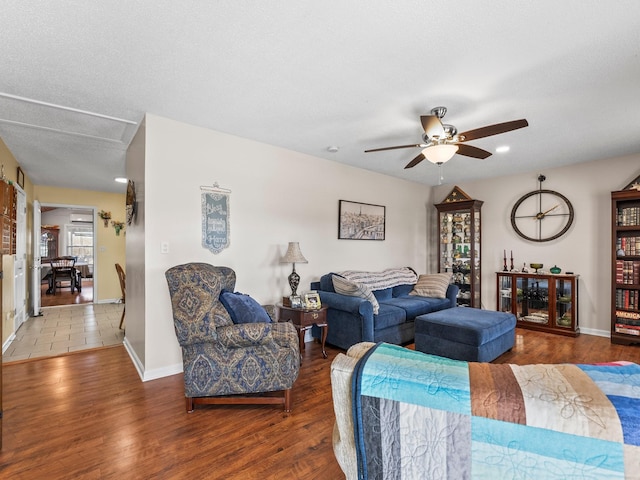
[{"x1": 310, "y1": 271, "x2": 458, "y2": 350}]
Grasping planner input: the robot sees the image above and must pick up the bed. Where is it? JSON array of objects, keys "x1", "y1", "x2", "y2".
[{"x1": 331, "y1": 342, "x2": 640, "y2": 479}]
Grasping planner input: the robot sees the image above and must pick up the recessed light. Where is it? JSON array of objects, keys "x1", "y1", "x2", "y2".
[
  {"x1": 114, "y1": 177, "x2": 128, "y2": 183},
  {"x1": 327, "y1": 146, "x2": 339, "y2": 153},
  {"x1": 496, "y1": 146, "x2": 510, "y2": 153}
]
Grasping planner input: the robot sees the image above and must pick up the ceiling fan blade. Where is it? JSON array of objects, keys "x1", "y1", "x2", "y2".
[
  {"x1": 365, "y1": 143, "x2": 423, "y2": 153},
  {"x1": 459, "y1": 119, "x2": 528, "y2": 142},
  {"x1": 404, "y1": 153, "x2": 425, "y2": 169},
  {"x1": 420, "y1": 115, "x2": 444, "y2": 138},
  {"x1": 456, "y1": 143, "x2": 492, "y2": 159}
]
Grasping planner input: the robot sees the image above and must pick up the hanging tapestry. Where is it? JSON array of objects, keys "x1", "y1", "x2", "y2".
[{"x1": 201, "y1": 190, "x2": 230, "y2": 254}]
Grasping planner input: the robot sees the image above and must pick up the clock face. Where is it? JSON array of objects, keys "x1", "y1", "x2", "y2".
[{"x1": 510, "y1": 189, "x2": 574, "y2": 242}]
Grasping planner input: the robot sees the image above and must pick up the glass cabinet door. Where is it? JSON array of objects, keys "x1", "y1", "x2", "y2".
[
  {"x1": 436, "y1": 188, "x2": 483, "y2": 308},
  {"x1": 472, "y1": 210, "x2": 481, "y2": 307},
  {"x1": 498, "y1": 274, "x2": 512, "y2": 313},
  {"x1": 555, "y1": 278, "x2": 573, "y2": 328},
  {"x1": 518, "y1": 277, "x2": 550, "y2": 325},
  {"x1": 440, "y1": 209, "x2": 474, "y2": 306}
]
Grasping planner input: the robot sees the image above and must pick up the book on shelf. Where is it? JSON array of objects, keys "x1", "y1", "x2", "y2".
[
  {"x1": 615, "y1": 289, "x2": 639, "y2": 310},
  {"x1": 616, "y1": 236, "x2": 640, "y2": 256},
  {"x1": 616, "y1": 322, "x2": 640, "y2": 330},
  {"x1": 618, "y1": 206, "x2": 640, "y2": 226},
  {"x1": 615, "y1": 260, "x2": 640, "y2": 284},
  {"x1": 616, "y1": 310, "x2": 640, "y2": 321},
  {"x1": 615, "y1": 324, "x2": 640, "y2": 336}
]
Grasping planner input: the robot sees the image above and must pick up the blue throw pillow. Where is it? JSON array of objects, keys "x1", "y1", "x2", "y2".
[{"x1": 219, "y1": 291, "x2": 272, "y2": 324}]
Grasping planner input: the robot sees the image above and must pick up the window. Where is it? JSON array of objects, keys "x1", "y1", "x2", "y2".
[{"x1": 66, "y1": 225, "x2": 93, "y2": 265}]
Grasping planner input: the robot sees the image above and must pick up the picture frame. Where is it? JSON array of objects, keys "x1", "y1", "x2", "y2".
[
  {"x1": 290, "y1": 295, "x2": 302, "y2": 309},
  {"x1": 16, "y1": 167, "x2": 24, "y2": 189},
  {"x1": 303, "y1": 292, "x2": 321, "y2": 310},
  {"x1": 338, "y1": 200, "x2": 385, "y2": 240}
]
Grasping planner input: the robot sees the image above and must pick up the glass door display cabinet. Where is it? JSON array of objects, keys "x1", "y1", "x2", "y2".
[
  {"x1": 497, "y1": 271, "x2": 579, "y2": 336},
  {"x1": 611, "y1": 184, "x2": 640, "y2": 345},
  {"x1": 40, "y1": 226, "x2": 59, "y2": 263},
  {"x1": 436, "y1": 186, "x2": 483, "y2": 308}
]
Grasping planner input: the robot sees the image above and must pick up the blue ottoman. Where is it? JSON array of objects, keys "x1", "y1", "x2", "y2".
[{"x1": 415, "y1": 307, "x2": 516, "y2": 362}]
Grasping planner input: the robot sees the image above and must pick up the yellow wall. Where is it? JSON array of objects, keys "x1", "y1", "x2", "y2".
[
  {"x1": 0, "y1": 135, "x2": 126, "y2": 345},
  {"x1": 0, "y1": 137, "x2": 27, "y2": 345},
  {"x1": 33, "y1": 186, "x2": 126, "y2": 302}
]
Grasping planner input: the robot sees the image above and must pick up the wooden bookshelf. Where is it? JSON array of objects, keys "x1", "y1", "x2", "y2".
[{"x1": 611, "y1": 187, "x2": 640, "y2": 345}]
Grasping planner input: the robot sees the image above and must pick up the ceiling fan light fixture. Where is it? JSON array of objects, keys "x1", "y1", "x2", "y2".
[{"x1": 422, "y1": 144, "x2": 459, "y2": 164}]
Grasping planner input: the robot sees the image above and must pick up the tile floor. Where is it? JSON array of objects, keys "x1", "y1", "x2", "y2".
[{"x1": 3, "y1": 303, "x2": 125, "y2": 363}]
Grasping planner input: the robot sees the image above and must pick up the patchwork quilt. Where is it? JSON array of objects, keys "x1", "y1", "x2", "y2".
[{"x1": 352, "y1": 343, "x2": 640, "y2": 479}]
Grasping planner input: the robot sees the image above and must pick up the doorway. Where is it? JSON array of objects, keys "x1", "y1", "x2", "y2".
[{"x1": 35, "y1": 205, "x2": 96, "y2": 308}]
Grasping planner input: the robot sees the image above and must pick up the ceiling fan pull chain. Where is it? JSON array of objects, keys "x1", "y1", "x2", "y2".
[{"x1": 438, "y1": 162, "x2": 444, "y2": 185}]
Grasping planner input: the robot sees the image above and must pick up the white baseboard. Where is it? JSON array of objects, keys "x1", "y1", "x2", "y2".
[
  {"x1": 578, "y1": 327, "x2": 610, "y2": 338},
  {"x1": 123, "y1": 336, "x2": 183, "y2": 382},
  {"x1": 2, "y1": 332, "x2": 16, "y2": 354},
  {"x1": 96, "y1": 298, "x2": 121, "y2": 304}
]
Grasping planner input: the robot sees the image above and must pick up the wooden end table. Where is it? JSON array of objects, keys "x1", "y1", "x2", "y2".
[{"x1": 278, "y1": 305, "x2": 328, "y2": 361}]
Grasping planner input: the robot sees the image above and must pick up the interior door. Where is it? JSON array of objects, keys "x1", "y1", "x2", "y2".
[
  {"x1": 14, "y1": 187, "x2": 27, "y2": 329},
  {"x1": 32, "y1": 199, "x2": 42, "y2": 316}
]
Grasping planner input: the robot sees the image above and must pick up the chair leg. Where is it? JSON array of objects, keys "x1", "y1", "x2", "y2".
[
  {"x1": 283, "y1": 388, "x2": 292, "y2": 413},
  {"x1": 186, "y1": 397, "x2": 194, "y2": 413},
  {"x1": 119, "y1": 306, "x2": 125, "y2": 330}
]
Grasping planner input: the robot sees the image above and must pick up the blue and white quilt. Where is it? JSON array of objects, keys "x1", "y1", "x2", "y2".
[{"x1": 352, "y1": 342, "x2": 640, "y2": 479}]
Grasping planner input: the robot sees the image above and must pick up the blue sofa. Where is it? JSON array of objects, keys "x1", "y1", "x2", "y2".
[{"x1": 310, "y1": 273, "x2": 458, "y2": 350}]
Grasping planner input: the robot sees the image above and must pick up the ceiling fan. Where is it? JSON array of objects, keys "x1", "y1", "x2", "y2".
[{"x1": 365, "y1": 107, "x2": 528, "y2": 169}]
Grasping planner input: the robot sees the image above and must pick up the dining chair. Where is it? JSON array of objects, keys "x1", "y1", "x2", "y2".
[
  {"x1": 115, "y1": 263, "x2": 126, "y2": 330},
  {"x1": 50, "y1": 256, "x2": 78, "y2": 294}
]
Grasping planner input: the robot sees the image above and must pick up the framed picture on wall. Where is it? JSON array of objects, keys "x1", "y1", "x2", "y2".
[
  {"x1": 338, "y1": 200, "x2": 385, "y2": 240},
  {"x1": 16, "y1": 167, "x2": 24, "y2": 188}
]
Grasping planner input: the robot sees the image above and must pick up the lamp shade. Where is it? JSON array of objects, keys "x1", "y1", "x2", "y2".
[
  {"x1": 281, "y1": 242, "x2": 308, "y2": 264},
  {"x1": 423, "y1": 144, "x2": 459, "y2": 164}
]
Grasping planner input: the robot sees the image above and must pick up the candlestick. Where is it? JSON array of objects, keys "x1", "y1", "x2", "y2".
[{"x1": 503, "y1": 250, "x2": 508, "y2": 272}]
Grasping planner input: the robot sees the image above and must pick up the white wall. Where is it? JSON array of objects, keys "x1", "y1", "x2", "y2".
[
  {"x1": 123, "y1": 116, "x2": 146, "y2": 374},
  {"x1": 433, "y1": 155, "x2": 640, "y2": 336},
  {"x1": 132, "y1": 113, "x2": 434, "y2": 380}
]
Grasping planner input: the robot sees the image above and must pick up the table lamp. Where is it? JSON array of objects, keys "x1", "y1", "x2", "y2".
[{"x1": 281, "y1": 242, "x2": 308, "y2": 297}]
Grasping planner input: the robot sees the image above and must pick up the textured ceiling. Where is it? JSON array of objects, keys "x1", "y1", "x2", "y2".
[{"x1": 1, "y1": 1, "x2": 639, "y2": 193}]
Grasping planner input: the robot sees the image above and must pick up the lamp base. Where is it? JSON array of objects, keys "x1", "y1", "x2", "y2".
[{"x1": 288, "y1": 269, "x2": 300, "y2": 297}]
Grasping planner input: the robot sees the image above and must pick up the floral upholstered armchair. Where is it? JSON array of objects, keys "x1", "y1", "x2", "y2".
[{"x1": 165, "y1": 263, "x2": 300, "y2": 412}]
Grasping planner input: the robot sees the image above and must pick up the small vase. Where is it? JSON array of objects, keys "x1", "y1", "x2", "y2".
[
  {"x1": 103, "y1": 218, "x2": 109, "y2": 227},
  {"x1": 114, "y1": 226, "x2": 122, "y2": 236},
  {"x1": 550, "y1": 265, "x2": 561, "y2": 274}
]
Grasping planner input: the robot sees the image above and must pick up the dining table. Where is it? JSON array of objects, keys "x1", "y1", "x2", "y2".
[{"x1": 41, "y1": 262, "x2": 91, "y2": 294}]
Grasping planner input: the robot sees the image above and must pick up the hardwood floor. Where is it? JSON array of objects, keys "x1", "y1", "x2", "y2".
[
  {"x1": 40, "y1": 280, "x2": 94, "y2": 307},
  {"x1": 2, "y1": 329, "x2": 640, "y2": 479}
]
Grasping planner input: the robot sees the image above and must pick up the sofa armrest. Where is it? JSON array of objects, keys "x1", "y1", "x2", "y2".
[
  {"x1": 446, "y1": 284, "x2": 459, "y2": 307},
  {"x1": 317, "y1": 291, "x2": 376, "y2": 346},
  {"x1": 318, "y1": 290, "x2": 374, "y2": 317}
]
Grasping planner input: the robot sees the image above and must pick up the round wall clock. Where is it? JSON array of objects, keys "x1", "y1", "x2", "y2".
[
  {"x1": 126, "y1": 180, "x2": 137, "y2": 226},
  {"x1": 510, "y1": 175, "x2": 574, "y2": 242}
]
